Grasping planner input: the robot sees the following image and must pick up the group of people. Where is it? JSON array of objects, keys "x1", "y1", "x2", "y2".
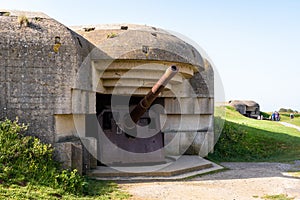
[{"x1": 271, "y1": 111, "x2": 280, "y2": 121}]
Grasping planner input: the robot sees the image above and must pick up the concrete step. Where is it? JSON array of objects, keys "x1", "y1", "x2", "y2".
[{"x1": 87, "y1": 156, "x2": 223, "y2": 180}]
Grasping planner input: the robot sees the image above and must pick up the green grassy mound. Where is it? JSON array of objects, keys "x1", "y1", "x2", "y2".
[{"x1": 208, "y1": 106, "x2": 300, "y2": 162}]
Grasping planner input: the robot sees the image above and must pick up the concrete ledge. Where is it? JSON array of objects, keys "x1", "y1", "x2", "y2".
[{"x1": 87, "y1": 156, "x2": 223, "y2": 180}]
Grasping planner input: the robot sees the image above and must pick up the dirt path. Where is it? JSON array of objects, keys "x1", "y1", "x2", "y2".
[
  {"x1": 119, "y1": 161, "x2": 300, "y2": 200},
  {"x1": 280, "y1": 122, "x2": 300, "y2": 132}
]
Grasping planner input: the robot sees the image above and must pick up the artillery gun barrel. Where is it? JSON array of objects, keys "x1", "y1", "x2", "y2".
[{"x1": 124, "y1": 65, "x2": 179, "y2": 129}]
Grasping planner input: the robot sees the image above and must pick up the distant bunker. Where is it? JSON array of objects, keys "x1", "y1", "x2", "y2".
[
  {"x1": 0, "y1": 10, "x2": 214, "y2": 175},
  {"x1": 229, "y1": 100, "x2": 260, "y2": 118}
]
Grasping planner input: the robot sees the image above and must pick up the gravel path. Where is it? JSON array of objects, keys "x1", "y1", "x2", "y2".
[
  {"x1": 120, "y1": 161, "x2": 300, "y2": 200},
  {"x1": 280, "y1": 122, "x2": 300, "y2": 132}
]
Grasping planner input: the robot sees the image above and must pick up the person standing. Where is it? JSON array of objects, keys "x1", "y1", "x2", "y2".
[
  {"x1": 271, "y1": 112, "x2": 275, "y2": 121},
  {"x1": 274, "y1": 111, "x2": 279, "y2": 121}
]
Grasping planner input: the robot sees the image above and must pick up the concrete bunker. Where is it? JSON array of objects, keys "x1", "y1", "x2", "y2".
[
  {"x1": 0, "y1": 12, "x2": 216, "y2": 177},
  {"x1": 229, "y1": 100, "x2": 260, "y2": 118}
]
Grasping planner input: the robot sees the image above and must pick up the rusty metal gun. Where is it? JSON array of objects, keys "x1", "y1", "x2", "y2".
[{"x1": 124, "y1": 65, "x2": 179, "y2": 130}]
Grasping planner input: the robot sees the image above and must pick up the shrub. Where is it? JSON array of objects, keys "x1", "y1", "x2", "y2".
[
  {"x1": 287, "y1": 109, "x2": 294, "y2": 113},
  {"x1": 279, "y1": 108, "x2": 297, "y2": 113},
  {"x1": 260, "y1": 111, "x2": 270, "y2": 119},
  {"x1": 279, "y1": 108, "x2": 288, "y2": 112},
  {"x1": 17, "y1": 15, "x2": 29, "y2": 27},
  {"x1": 0, "y1": 118, "x2": 85, "y2": 194}
]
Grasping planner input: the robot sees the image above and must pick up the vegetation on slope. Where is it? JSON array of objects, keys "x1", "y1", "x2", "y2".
[
  {"x1": 0, "y1": 118, "x2": 130, "y2": 200},
  {"x1": 208, "y1": 106, "x2": 300, "y2": 162},
  {"x1": 280, "y1": 113, "x2": 300, "y2": 127}
]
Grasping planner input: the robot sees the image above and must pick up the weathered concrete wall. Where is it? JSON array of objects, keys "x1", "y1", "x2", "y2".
[{"x1": 0, "y1": 12, "x2": 93, "y2": 143}]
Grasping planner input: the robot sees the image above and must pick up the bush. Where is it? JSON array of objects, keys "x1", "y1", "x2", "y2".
[
  {"x1": 260, "y1": 111, "x2": 270, "y2": 119},
  {"x1": 0, "y1": 118, "x2": 85, "y2": 194},
  {"x1": 279, "y1": 108, "x2": 288, "y2": 112},
  {"x1": 279, "y1": 108, "x2": 298, "y2": 113}
]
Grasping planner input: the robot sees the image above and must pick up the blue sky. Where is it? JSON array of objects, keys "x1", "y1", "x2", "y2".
[{"x1": 1, "y1": 0, "x2": 299, "y2": 111}]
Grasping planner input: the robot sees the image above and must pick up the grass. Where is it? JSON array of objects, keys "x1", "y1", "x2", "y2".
[
  {"x1": 17, "y1": 15, "x2": 29, "y2": 27},
  {"x1": 0, "y1": 180, "x2": 130, "y2": 200},
  {"x1": 107, "y1": 32, "x2": 118, "y2": 38},
  {"x1": 208, "y1": 106, "x2": 300, "y2": 162},
  {"x1": 262, "y1": 194, "x2": 295, "y2": 200},
  {"x1": 286, "y1": 172, "x2": 300, "y2": 178},
  {"x1": 280, "y1": 114, "x2": 300, "y2": 127},
  {"x1": 226, "y1": 107, "x2": 300, "y2": 137}
]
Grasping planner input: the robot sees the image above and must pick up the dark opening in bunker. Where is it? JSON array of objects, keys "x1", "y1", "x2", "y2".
[{"x1": 93, "y1": 93, "x2": 166, "y2": 166}]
